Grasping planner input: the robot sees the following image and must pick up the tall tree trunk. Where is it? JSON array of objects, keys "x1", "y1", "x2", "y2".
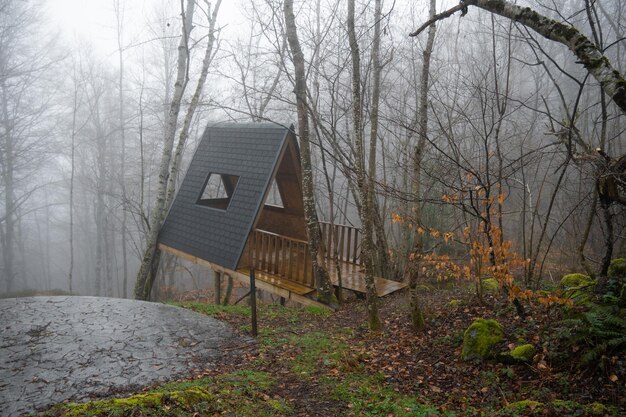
[
  {"x1": 409, "y1": 0, "x2": 436, "y2": 332},
  {"x1": 115, "y1": 0, "x2": 129, "y2": 298},
  {"x1": 134, "y1": 0, "x2": 196, "y2": 300},
  {"x1": 283, "y1": 0, "x2": 334, "y2": 304},
  {"x1": 0, "y1": 78, "x2": 15, "y2": 293},
  {"x1": 348, "y1": 0, "x2": 381, "y2": 330},
  {"x1": 69, "y1": 78, "x2": 78, "y2": 294},
  {"x1": 165, "y1": 0, "x2": 222, "y2": 209},
  {"x1": 368, "y1": 0, "x2": 386, "y2": 279}
]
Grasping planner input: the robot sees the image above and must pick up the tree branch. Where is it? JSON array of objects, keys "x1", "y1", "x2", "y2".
[
  {"x1": 409, "y1": 3, "x2": 467, "y2": 37},
  {"x1": 410, "y1": 0, "x2": 626, "y2": 114}
]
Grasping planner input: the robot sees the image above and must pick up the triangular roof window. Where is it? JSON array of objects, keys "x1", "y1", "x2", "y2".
[{"x1": 197, "y1": 173, "x2": 239, "y2": 210}]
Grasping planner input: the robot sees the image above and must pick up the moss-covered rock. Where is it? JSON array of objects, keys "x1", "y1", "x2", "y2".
[
  {"x1": 481, "y1": 278, "x2": 499, "y2": 293},
  {"x1": 448, "y1": 299, "x2": 462, "y2": 307},
  {"x1": 500, "y1": 400, "x2": 543, "y2": 415},
  {"x1": 462, "y1": 319, "x2": 504, "y2": 361},
  {"x1": 497, "y1": 343, "x2": 535, "y2": 364},
  {"x1": 608, "y1": 258, "x2": 626, "y2": 278},
  {"x1": 496, "y1": 399, "x2": 615, "y2": 416},
  {"x1": 551, "y1": 399, "x2": 612, "y2": 416},
  {"x1": 561, "y1": 273, "x2": 594, "y2": 289},
  {"x1": 510, "y1": 344, "x2": 535, "y2": 362},
  {"x1": 51, "y1": 388, "x2": 216, "y2": 417},
  {"x1": 561, "y1": 274, "x2": 595, "y2": 304}
]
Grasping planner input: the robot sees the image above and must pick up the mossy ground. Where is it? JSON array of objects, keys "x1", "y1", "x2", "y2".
[
  {"x1": 39, "y1": 371, "x2": 289, "y2": 417},
  {"x1": 38, "y1": 292, "x2": 622, "y2": 416}
]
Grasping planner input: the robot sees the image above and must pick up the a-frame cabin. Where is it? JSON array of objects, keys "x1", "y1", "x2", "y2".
[{"x1": 159, "y1": 123, "x2": 405, "y2": 308}]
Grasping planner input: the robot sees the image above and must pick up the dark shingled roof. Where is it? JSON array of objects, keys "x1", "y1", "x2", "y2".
[{"x1": 159, "y1": 123, "x2": 292, "y2": 270}]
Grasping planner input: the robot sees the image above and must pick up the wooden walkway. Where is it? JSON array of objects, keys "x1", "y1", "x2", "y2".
[{"x1": 326, "y1": 260, "x2": 406, "y2": 296}]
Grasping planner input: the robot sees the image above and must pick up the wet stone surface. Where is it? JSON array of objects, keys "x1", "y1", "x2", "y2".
[{"x1": 0, "y1": 296, "x2": 250, "y2": 416}]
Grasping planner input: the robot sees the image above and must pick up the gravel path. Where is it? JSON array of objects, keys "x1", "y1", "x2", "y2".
[{"x1": 0, "y1": 296, "x2": 250, "y2": 416}]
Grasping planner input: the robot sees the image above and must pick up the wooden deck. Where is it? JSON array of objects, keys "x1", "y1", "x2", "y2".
[
  {"x1": 159, "y1": 221, "x2": 407, "y2": 309},
  {"x1": 243, "y1": 228, "x2": 406, "y2": 298},
  {"x1": 159, "y1": 243, "x2": 330, "y2": 309}
]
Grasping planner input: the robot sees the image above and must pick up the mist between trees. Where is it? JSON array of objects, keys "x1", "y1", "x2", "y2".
[{"x1": 0, "y1": 0, "x2": 624, "y2": 301}]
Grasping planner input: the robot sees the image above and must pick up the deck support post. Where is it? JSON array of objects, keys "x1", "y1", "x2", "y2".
[
  {"x1": 214, "y1": 271, "x2": 222, "y2": 305},
  {"x1": 250, "y1": 268, "x2": 258, "y2": 337}
]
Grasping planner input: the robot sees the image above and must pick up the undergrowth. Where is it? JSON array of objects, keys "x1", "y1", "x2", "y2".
[{"x1": 38, "y1": 299, "x2": 622, "y2": 416}]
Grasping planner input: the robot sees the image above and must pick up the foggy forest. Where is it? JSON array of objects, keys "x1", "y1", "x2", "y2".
[
  {"x1": 2, "y1": 0, "x2": 624, "y2": 303},
  {"x1": 1, "y1": 0, "x2": 626, "y2": 415}
]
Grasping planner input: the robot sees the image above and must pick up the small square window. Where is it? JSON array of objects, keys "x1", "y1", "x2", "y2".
[{"x1": 197, "y1": 173, "x2": 239, "y2": 210}]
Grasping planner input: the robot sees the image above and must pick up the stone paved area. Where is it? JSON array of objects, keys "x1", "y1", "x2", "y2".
[{"x1": 0, "y1": 296, "x2": 251, "y2": 416}]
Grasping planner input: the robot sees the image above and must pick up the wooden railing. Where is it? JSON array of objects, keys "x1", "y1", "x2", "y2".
[
  {"x1": 247, "y1": 230, "x2": 314, "y2": 287},
  {"x1": 320, "y1": 221, "x2": 362, "y2": 265},
  {"x1": 247, "y1": 222, "x2": 362, "y2": 287}
]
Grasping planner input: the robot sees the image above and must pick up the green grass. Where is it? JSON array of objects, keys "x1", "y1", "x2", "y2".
[
  {"x1": 169, "y1": 301, "x2": 330, "y2": 321},
  {"x1": 168, "y1": 301, "x2": 252, "y2": 317},
  {"x1": 330, "y1": 373, "x2": 455, "y2": 417},
  {"x1": 38, "y1": 370, "x2": 290, "y2": 417},
  {"x1": 289, "y1": 331, "x2": 346, "y2": 375}
]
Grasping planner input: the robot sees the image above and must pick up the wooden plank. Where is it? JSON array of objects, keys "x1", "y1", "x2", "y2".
[
  {"x1": 280, "y1": 236, "x2": 287, "y2": 277},
  {"x1": 267, "y1": 233, "x2": 273, "y2": 272},
  {"x1": 260, "y1": 233, "x2": 267, "y2": 271},
  {"x1": 254, "y1": 229, "x2": 308, "y2": 245},
  {"x1": 339, "y1": 225, "x2": 346, "y2": 262},
  {"x1": 346, "y1": 227, "x2": 352, "y2": 263},
  {"x1": 353, "y1": 229, "x2": 359, "y2": 264},
  {"x1": 237, "y1": 268, "x2": 314, "y2": 295},
  {"x1": 287, "y1": 239, "x2": 293, "y2": 280},
  {"x1": 295, "y1": 242, "x2": 303, "y2": 283},
  {"x1": 273, "y1": 235, "x2": 280, "y2": 275}
]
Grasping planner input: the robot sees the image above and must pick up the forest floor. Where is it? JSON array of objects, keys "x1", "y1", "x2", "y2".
[{"x1": 40, "y1": 285, "x2": 625, "y2": 417}]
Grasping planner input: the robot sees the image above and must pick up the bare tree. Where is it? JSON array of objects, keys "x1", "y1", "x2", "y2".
[
  {"x1": 283, "y1": 0, "x2": 334, "y2": 304},
  {"x1": 407, "y1": 0, "x2": 437, "y2": 331},
  {"x1": 135, "y1": 0, "x2": 222, "y2": 300},
  {"x1": 348, "y1": 0, "x2": 381, "y2": 330},
  {"x1": 0, "y1": 0, "x2": 60, "y2": 293}
]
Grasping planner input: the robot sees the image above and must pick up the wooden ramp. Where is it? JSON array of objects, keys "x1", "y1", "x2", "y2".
[{"x1": 327, "y1": 260, "x2": 407, "y2": 296}]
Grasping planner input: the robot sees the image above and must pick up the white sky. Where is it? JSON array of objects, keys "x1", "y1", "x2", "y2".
[{"x1": 45, "y1": 0, "x2": 247, "y2": 62}]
